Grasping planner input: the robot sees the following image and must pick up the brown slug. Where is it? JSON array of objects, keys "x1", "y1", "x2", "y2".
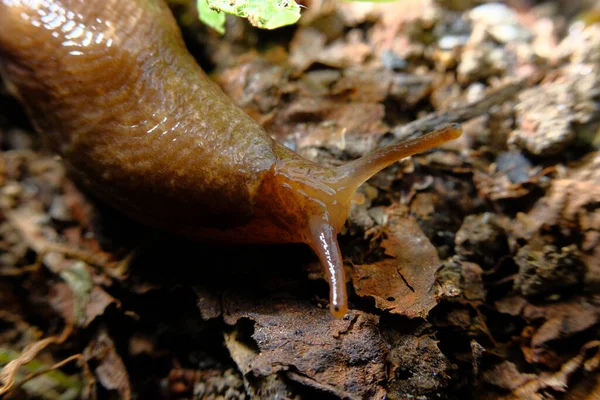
[{"x1": 0, "y1": 0, "x2": 461, "y2": 317}]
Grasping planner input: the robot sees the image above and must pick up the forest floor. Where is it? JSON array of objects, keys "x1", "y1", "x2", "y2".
[{"x1": 1, "y1": 0, "x2": 599, "y2": 399}]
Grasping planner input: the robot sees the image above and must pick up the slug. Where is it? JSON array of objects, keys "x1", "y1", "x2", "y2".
[{"x1": 0, "y1": 0, "x2": 461, "y2": 317}]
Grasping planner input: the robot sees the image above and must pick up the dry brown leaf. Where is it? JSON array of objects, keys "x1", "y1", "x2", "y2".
[
  {"x1": 520, "y1": 298, "x2": 599, "y2": 366},
  {"x1": 5, "y1": 208, "x2": 128, "y2": 278},
  {"x1": 527, "y1": 302, "x2": 598, "y2": 349},
  {"x1": 352, "y1": 206, "x2": 441, "y2": 317},
  {"x1": 563, "y1": 372, "x2": 600, "y2": 400},
  {"x1": 317, "y1": 30, "x2": 372, "y2": 69},
  {"x1": 215, "y1": 54, "x2": 287, "y2": 115},
  {"x1": 331, "y1": 68, "x2": 392, "y2": 103},
  {"x1": 223, "y1": 296, "x2": 387, "y2": 400},
  {"x1": 289, "y1": 27, "x2": 327, "y2": 73},
  {"x1": 482, "y1": 361, "x2": 536, "y2": 391},
  {"x1": 495, "y1": 296, "x2": 528, "y2": 316},
  {"x1": 502, "y1": 341, "x2": 600, "y2": 400},
  {"x1": 289, "y1": 27, "x2": 371, "y2": 72},
  {"x1": 49, "y1": 283, "x2": 120, "y2": 327},
  {"x1": 514, "y1": 153, "x2": 600, "y2": 244},
  {"x1": 84, "y1": 330, "x2": 131, "y2": 400}
]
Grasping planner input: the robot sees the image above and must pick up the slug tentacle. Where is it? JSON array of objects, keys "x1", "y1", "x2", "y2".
[
  {"x1": 308, "y1": 216, "x2": 348, "y2": 318},
  {"x1": 267, "y1": 124, "x2": 462, "y2": 317},
  {"x1": 334, "y1": 124, "x2": 463, "y2": 198}
]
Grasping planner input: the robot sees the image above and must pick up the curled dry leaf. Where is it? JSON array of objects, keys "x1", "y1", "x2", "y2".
[
  {"x1": 472, "y1": 161, "x2": 552, "y2": 202},
  {"x1": 525, "y1": 299, "x2": 598, "y2": 346},
  {"x1": 501, "y1": 341, "x2": 600, "y2": 400},
  {"x1": 352, "y1": 206, "x2": 441, "y2": 317},
  {"x1": 50, "y1": 281, "x2": 120, "y2": 328},
  {"x1": 289, "y1": 27, "x2": 371, "y2": 73},
  {"x1": 495, "y1": 295, "x2": 599, "y2": 367},
  {"x1": 482, "y1": 361, "x2": 537, "y2": 391},
  {"x1": 83, "y1": 330, "x2": 131, "y2": 400},
  {"x1": 514, "y1": 152, "x2": 600, "y2": 246},
  {"x1": 215, "y1": 55, "x2": 287, "y2": 115},
  {"x1": 4, "y1": 207, "x2": 127, "y2": 279},
  {"x1": 223, "y1": 295, "x2": 387, "y2": 400}
]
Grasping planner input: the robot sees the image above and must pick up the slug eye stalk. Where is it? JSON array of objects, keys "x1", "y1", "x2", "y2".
[
  {"x1": 334, "y1": 124, "x2": 462, "y2": 198},
  {"x1": 304, "y1": 124, "x2": 462, "y2": 317}
]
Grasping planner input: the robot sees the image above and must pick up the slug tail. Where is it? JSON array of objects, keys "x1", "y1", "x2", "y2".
[
  {"x1": 336, "y1": 124, "x2": 462, "y2": 195},
  {"x1": 308, "y1": 216, "x2": 348, "y2": 318}
]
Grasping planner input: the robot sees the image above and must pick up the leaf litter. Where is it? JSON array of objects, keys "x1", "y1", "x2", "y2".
[{"x1": 1, "y1": 0, "x2": 600, "y2": 398}]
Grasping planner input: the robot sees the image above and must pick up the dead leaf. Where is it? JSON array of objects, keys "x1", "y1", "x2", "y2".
[
  {"x1": 514, "y1": 152, "x2": 600, "y2": 244},
  {"x1": 528, "y1": 304, "x2": 598, "y2": 349},
  {"x1": 502, "y1": 341, "x2": 600, "y2": 400},
  {"x1": 331, "y1": 68, "x2": 392, "y2": 103},
  {"x1": 289, "y1": 27, "x2": 327, "y2": 73},
  {"x1": 352, "y1": 206, "x2": 441, "y2": 317},
  {"x1": 482, "y1": 361, "x2": 536, "y2": 390},
  {"x1": 520, "y1": 298, "x2": 599, "y2": 366},
  {"x1": 223, "y1": 295, "x2": 387, "y2": 400},
  {"x1": 5, "y1": 208, "x2": 128, "y2": 278},
  {"x1": 50, "y1": 282, "x2": 119, "y2": 328},
  {"x1": 495, "y1": 296, "x2": 528, "y2": 316},
  {"x1": 84, "y1": 330, "x2": 130, "y2": 400},
  {"x1": 289, "y1": 27, "x2": 371, "y2": 73},
  {"x1": 460, "y1": 261, "x2": 486, "y2": 303},
  {"x1": 216, "y1": 55, "x2": 287, "y2": 114}
]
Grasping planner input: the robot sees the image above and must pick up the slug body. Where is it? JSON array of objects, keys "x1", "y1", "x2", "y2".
[{"x1": 0, "y1": 0, "x2": 461, "y2": 317}]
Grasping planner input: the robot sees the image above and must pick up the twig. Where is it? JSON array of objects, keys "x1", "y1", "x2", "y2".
[
  {"x1": 18, "y1": 353, "x2": 82, "y2": 388},
  {"x1": 0, "y1": 325, "x2": 73, "y2": 395},
  {"x1": 378, "y1": 78, "x2": 529, "y2": 149},
  {"x1": 317, "y1": 77, "x2": 530, "y2": 159}
]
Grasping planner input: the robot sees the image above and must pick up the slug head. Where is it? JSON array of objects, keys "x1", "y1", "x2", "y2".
[{"x1": 257, "y1": 125, "x2": 462, "y2": 318}]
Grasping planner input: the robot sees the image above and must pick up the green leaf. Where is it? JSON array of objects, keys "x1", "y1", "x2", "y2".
[
  {"x1": 60, "y1": 262, "x2": 93, "y2": 327},
  {"x1": 196, "y1": 0, "x2": 226, "y2": 34},
  {"x1": 201, "y1": 0, "x2": 301, "y2": 31}
]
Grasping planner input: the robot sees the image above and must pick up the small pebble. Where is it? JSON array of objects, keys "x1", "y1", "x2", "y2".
[
  {"x1": 514, "y1": 244, "x2": 586, "y2": 297},
  {"x1": 455, "y1": 213, "x2": 509, "y2": 269},
  {"x1": 381, "y1": 50, "x2": 408, "y2": 71}
]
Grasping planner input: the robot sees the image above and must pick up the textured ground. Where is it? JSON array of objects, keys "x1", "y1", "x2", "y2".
[{"x1": 0, "y1": 0, "x2": 599, "y2": 399}]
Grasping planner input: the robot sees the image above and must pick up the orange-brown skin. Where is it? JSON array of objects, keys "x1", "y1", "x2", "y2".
[{"x1": 0, "y1": 0, "x2": 461, "y2": 317}]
